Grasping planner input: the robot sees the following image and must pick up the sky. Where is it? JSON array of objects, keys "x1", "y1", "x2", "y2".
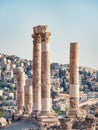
[{"x1": 0, "y1": 0, "x2": 98, "y2": 69}]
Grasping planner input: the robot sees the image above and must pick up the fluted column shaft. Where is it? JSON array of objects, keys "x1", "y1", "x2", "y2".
[
  {"x1": 32, "y1": 32, "x2": 41, "y2": 112},
  {"x1": 69, "y1": 43, "x2": 79, "y2": 116},
  {"x1": 41, "y1": 31, "x2": 51, "y2": 113},
  {"x1": 16, "y1": 67, "x2": 25, "y2": 114},
  {"x1": 25, "y1": 79, "x2": 33, "y2": 114}
]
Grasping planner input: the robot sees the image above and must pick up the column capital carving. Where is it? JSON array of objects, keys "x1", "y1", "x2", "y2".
[
  {"x1": 42, "y1": 32, "x2": 51, "y2": 43},
  {"x1": 33, "y1": 25, "x2": 42, "y2": 34},
  {"x1": 33, "y1": 25, "x2": 48, "y2": 34},
  {"x1": 32, "y1": 33, "x2": 41, "y2": 44},
  {"x1": 42, "y1": 25, "x2": 48, "y2": 33}
]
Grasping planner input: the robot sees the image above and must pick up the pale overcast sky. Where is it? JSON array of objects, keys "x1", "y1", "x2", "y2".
[{"x1": 0, "y1": 0, "x2": 98, "y2": 69}]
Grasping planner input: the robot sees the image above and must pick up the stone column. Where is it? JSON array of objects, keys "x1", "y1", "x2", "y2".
[
  {"x1": 69, "y1": 43, "x2": 79, "y2": 116},
  {"x1": 32, "y1": 26, "x2": 42, "y2": 112},
  {"x1": 41, "y1": 26, "x2": 51, "y2": 114},
  {"x1": 16, "y1": 67, "x2": 25, "y2": 114},
  {"x1": 25, "y1": 79, "x2": 33, "y2": 114}
]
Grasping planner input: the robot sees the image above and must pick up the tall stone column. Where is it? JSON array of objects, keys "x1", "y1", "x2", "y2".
[
  {"x1": 32, "y1": 26, "x2": 42, "y2": 112},
  {"x1": 41, "y1": 26, "x2": 51, "y2": 114},
  {"x1": 16, "y1": 67, "x2": 25, "y2": 114},
  {"x1": 69, "y1": 43, "x2": 79, "y2": 116},
  {"x1": 25, "y1": 79, "x2": 33, "y2": 114}
]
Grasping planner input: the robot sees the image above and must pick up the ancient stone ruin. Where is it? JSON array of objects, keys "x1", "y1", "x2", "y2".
[{"x1": 15, "y1": 25, "x2": 98, "y2": 130}]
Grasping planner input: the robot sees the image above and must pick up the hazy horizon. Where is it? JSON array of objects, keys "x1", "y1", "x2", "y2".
[{"x1": 0, "y1": 0, "x2": 98, "y2": 69}]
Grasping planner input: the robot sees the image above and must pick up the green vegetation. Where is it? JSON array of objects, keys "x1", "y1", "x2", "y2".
[
  {"x1": 0, "y1": 108, "x2": 4, "y2": 117},
  {"x1": 61, "y1": 78, "x2": 67, "y2": 91},
  {"x1": 59, "y1": 69, "x2": 66, "y2": 79},
  {"x1": 0, "y1": 96, "x2": 4, "y2": 100},
  {"x1": 50, "y1": 63, "x2": 59, "y2": 70},
  {"x1": 53, "y1": 107, "x2": 66, "y2": 115},
  {"x1": 51, "y1": 91, "x2": 57, "y2": 98},
  {"x1": 0, "y1": 81, "x2": 15, "y2": 92},
  {"x1": 0, "y1": 82, "x2": 5, "y2": 89}
]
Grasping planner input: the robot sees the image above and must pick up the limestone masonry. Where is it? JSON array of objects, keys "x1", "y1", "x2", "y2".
[
  {"x1": 69, "y1": 43, "x2": 79, "y2": 116},
  {"x1": 16, "y1": 67, "x2": 25, "y2": 115},
  {"x1": 32, "y1": 25, "x2": 51, "y2": 114},
  {"x1": 25, "y1": 79, "x2": 33, "y2": 114},
  {"x1": 32, "y1": 26, "x2": 42, "y2": 112},
  {"x1": 14, "y1": 25, "x2": 98, "y2": 130},
  {"x1": 41, "y1": 26, "x2": 51, "y2": 114}
]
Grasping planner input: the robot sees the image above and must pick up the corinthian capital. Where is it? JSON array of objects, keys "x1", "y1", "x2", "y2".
[
  {"x1": 42, "y1": 25, "x2": 48, "y2": 33},
  {"x1": 32, "y1": 34, "x2": 41, "y2": 44},
  {"x1": 42, "y1": 32, "x2": 51, "y2": 43},
  {"x1": 33, "y1": 25, "x2": 42, "y2": 34}
]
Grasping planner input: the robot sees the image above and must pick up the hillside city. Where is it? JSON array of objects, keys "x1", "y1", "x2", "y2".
[{"x1": 0, "y1": 53, "x2": 98, "y2": 118}]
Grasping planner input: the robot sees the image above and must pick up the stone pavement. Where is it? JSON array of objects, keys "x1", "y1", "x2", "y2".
[{"x1": 0, "y1": 119, "x2": 39, "y2": 130}]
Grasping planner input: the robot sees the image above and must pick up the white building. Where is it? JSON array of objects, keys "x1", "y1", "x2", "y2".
[{"x1": 0, "y1": 90, "x2": 4, "y2": 96}]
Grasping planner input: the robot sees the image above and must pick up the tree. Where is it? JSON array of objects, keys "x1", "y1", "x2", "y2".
[
  {"x1": 79, "y1": 70, "x2": 83, "y2": 75},
  {"x1": 51, "y1": 63, "x2": 60, "y2": 70},
  {"x1": 2, "y1": 67, "x2": 6, "y2": 71},
  {"x1": 61, "y1": 78, "x2": 67, "y2": 91},
  {"x1": 0, "y1": 82, "x2": 5, "y2": 89},
  {"x1": 87, "y1": 82, "x2": 92, "y2": 90},
  {"x1": 59, "y1": 69, "x2": 66, "y2": 79},
  {"x1": 51, "y1": 91, "x2": 57, "y2": 98},
  {"x1": 0, "y1": 96, "x2": 4, "y2": 100},
  {"x1": 6, "y1": 96, "x2": 13, "y2": 100},
  {"x1": 0, "y1": 108, "x2": 4, "y2": 117}
]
